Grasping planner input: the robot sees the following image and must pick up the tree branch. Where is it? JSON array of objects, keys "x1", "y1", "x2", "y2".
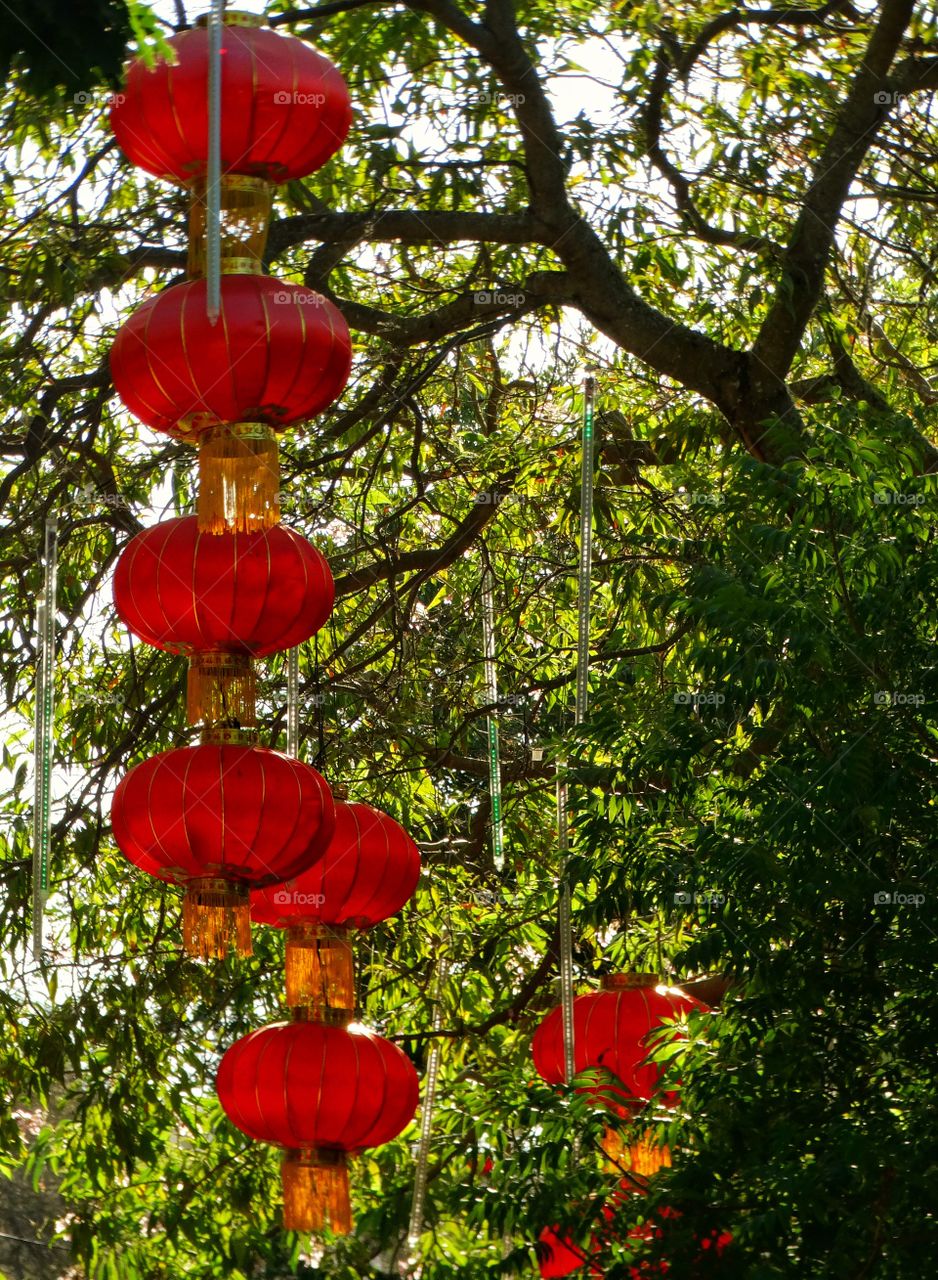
[{"x1": 751, "y1": 0, "x2": 917, "y2": 379}]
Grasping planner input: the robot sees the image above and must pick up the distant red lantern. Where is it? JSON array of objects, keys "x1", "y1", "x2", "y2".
[
  {"x1": 216, "y1": 1020, "x2": 418, "y2": 1233},
  {"x1": 533, "y1": 974, "x2": 706, "y2": 1105},
  {"x1": 109, "y1": 14, "x2": 352, "y2": 185},
  {"x1": 110, "y1": 275, "x2": 351, "y2": 531},
  {"x1": 537, "y1": 1225, "x2": 603, "y2": 1277},
  {"x1": 533, "y1": 974, "x2": 707, "y2": 1175},
  {"x1": 251, "y1": 801, "x2": 421, "y2": 1015},
  {"x1": 111, "y1": 742, "x2": 334, "y2": 959},
  {"x1": 538, "y1": 1186, "x2": 730, "y2": 1277},
  {"x1": 113, "y1": 515, "x2": 334, "y2": 725}
]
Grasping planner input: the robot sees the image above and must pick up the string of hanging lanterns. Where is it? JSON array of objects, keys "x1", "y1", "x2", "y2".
[{"x1": 105, "y1": 9, "x2": 421, "y2": 1236}]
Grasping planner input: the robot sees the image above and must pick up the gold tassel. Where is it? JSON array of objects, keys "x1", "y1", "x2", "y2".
[
  {"x1": 601, "y1": 1125, "x2": 672, "y2": 1177},
  {"x1": 197, "y1": 424, "x2": 281, "y2": 535},
  {"x1": 187, "y1": 174, "x2": 272, "y2": 278},
  {"x1": 282, "y1": 1148, "x2": 351, "y2": 1235},
  {"x1": 187, "y1": 652, "x2": 256, "y2": 728},
  {"x1": 182, "y1": 878, "x2": 252, "y2": 960},
  {"x1": 286, "y1": 925, "x2": 355, "y2": 1019}
]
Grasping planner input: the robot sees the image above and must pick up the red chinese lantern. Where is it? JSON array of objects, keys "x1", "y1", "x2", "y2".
[
  {"x1": 216, "y1": 1020, "x2": 419, "y2": 1233},
  {"x1": 113, "y1": 515, "x2": 334, "y2": 725},
  {"x1": 537, "y1": 1225, "x2": 603, "y2": 1277},
  {"x1": 110, "y1": 14, "x2": 352, "y2": 185},
  {"x1": 251, "y1": 801, "x2": 421, "y2": 1016},
  {"x1": 110, "y1": 275, "x2": 351, "y2": 531},
  {"x1": 533, "y1": 974, "x2": 707, "y2": 1175},
  {"x1": 111, "y1": 742, "x2": 334, "y2": 958},
  {"x1": 538, "y1": 1189, "x2": 729, "y2": 1278}
]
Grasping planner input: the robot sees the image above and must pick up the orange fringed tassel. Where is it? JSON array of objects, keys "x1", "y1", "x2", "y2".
[
  {"x1": 601, "y1": 1125, "x2": 672, "y2": 1177},
  {"x1": 286, "y1": 925, "x2": 355, "y2": 1018},
  {"x1": 187, "y1": 173, "x2": 272, "y2": 278},
  {"x1": 197, "y1": 424, "x2": 281, "y2": 535},
  {"x1": 282, "y1": 1148, "x2": 351, "y2": 1234},
  {"x1": 182, "y1": 878, "x2": 252, "y2": 959},
  {"x1": 187, "y1": 652, "x2": 256, "y2": 727}
]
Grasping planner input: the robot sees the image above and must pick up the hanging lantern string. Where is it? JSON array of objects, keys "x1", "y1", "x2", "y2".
[
  {"x1": 403, "y1": 956, "x2": 450, "y2": 1272},
  {"x1": 205, "y1": 0, "x2": 225, "y2": 325},
  {"x1": 286, "y1": 646, "x2": 300, "y2": 759},
  {"x1": 558, "y1": 374, "x2": 597, "y2": 1083},
  {"x1": 32, "y1": 515, "x2": 58, "y2": 960},
  {"x1": 481, "y1": 562, "x2": 505, "y2": 872}
]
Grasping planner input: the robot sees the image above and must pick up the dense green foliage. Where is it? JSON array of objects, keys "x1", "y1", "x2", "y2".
[{"x1": 0, "y1": 0, "x2": 936, "y2": 1277}]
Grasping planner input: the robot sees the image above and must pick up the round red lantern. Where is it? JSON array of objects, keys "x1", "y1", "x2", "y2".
[
  {"x1": 113, "y1": 515, "x2": 334, "y2": 725},
  {"x1": 537, "y1": 1225, "x2": 603, "y2": 1277},
  {"x1": 111, "y1": 742, "x2": 334, "y2": 959},
  {"x1": 533, "y1": 974, "x2": 707, "y2": 1177},
  {"x1": 532, "y1": 974, "x2": 706, "y2": 1105},
  {"x1": 251, "y1": 800, "x2": 421, "y2": 1015},
  {"x1": 111, "y1": 274, "x2": 351, "y2": 437},
  {"x1": 216, "y1": 1020, "x2": 419, "y2": 1233},
  {"x1": 110, "y1": 14, "x2": 352, "y2": 185}
]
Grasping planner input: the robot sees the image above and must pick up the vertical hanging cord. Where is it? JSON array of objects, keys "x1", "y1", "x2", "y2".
[
  {"x1": 286, "y1": 647, "x2": 300, "y2": 758},
  {"x1": 32, "y1": 516, "x2": 58, "y2": 959},
  {"x1": 403, "y1": 956, "x2": 449, "y2": 1272},
  {"x1": 481, "y1": 564, "x2": 505, "y2": 871},
  {"x1": 558, "y1": 374, "x2": 597, "y2": 1083},
  {"x1": 205, "y1": 0, "x2": 224, "y2": 325}
]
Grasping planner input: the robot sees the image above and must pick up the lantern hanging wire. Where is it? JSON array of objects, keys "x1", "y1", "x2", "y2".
[
  {"x1": 481, "y1": 563, "x2": 505, "y2": 871},
  {"x1": 32, "y1": 515, "x2": 58, "y2": 958},
  {"x1": 205, "y1": 0, "x2": 225, "y2": 324},
  {"x1": 558, "y1": 374, "x2": 597, "y2": 1083},
  {"x1": 287, "y1": 645, "x2": 300, "y2": 758},
  {"x1": 402, "y1": 955, "x2": 449, "y2": 1273}
]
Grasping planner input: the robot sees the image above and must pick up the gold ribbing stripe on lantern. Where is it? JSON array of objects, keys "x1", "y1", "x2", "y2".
[
  {"x1": 197, "y1": 423, "x2": 281, "y2": 534},
  {"x1": 187, "y1": 174, "x2": 272, "y2": 278},
  {"x1": 187, "y1": 651, "x2": 257, "y2": 727},
  {"x1": 601, "y1": 1125, "x2": 672, "y2": 1177},
  {"x1": 282, "y1": 1147, "x2": 351, "y2": 1234},
  {"x1": 183, "y1": 877, "x2": 252, "y2": 959},
  {"x1": 286, "y1": 924, "x2": 355, "y2": 1019}
]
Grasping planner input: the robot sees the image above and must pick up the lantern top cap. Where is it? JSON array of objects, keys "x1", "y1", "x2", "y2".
[
  {"x1": 200, "y1": 725, "x2": 259, "y2": 747},
  {"x1": 195, "y1": 10, "x2": 267, "y2": 28},
  {"x1": 291, "y1": 1006, "x2": 354, "y2": 1028},
  {"x1": 601, "y1": 972, "x2": 660, "y2": 990}
]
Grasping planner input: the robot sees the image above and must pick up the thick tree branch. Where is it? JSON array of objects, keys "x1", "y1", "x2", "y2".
[
  {"x1": 321, "y1": 269, "x2": 570, "y2": 345},
  {"x1": 268, "y1": 209, "x2": 540, "y2": 259},
  {"x1": 751, "y1": 0, "x2": 917, "y2": 379}
]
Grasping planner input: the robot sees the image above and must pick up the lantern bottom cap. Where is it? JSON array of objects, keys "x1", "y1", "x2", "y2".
[{"x1": 282, "y1": 1148, "x2": 351, "y2": 1235}]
